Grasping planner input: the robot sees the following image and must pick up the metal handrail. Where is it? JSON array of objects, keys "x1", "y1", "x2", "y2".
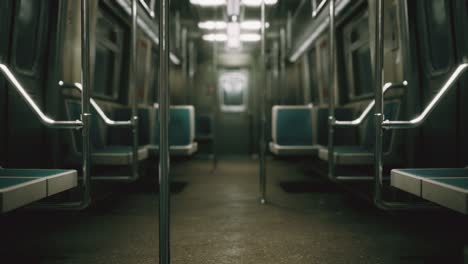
[
  {"x1": 59, "y1": 81, "x2": 132, "y2": 127},
  {"x1": 0, "y1": 64, "x2": 83, "y2": 129},
  {"x1": 383, "y1": 63, "x2": 468, "y2": 129},
  {"x1": 334, "y1": 81, "x2": 408, "y2": 127}
]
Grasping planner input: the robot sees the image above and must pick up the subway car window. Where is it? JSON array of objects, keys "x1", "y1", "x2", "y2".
[
  {"x1": 12, "y1": 0, "x2": 43, "y2": 74},
  {"x1": 307, "y1": 48, "x2": 318, "y2": 103},
  {"x1": 148, "y1": 49, "x2": 159, "y2": 103},
  {"x1": 219, "y1": 70, "x2": 248, "y2": 112},
  {"x1": 317, "y1": 38, "x2": 329, "y2": 103},
  {"x1": 344, "y1": 12, "x2": 373, "y2": 98},
  {"x1": 424, "y1": 0, "x2": 453, "y2": 73},
  {"x1": 93, "y1": 12, "x2": 124, "y2": 99},
  {"x1": 136, "y1": 38, "x2": 151, "y2": 104}
]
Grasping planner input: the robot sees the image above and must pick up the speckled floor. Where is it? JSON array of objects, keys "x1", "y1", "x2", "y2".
[{"x1": 1, "y1": 158, "x2": 468, "y2": 263}]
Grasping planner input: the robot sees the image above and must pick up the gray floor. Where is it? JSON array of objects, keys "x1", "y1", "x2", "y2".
[{"x1": 1, "y1": 158, "x2": 467, "y2": 263}]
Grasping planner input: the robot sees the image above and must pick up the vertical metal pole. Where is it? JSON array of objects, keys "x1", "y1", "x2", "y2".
[
  {"x1": 80, "y1": 0, "x2": 92, "y2": 207},
  {"x1": 131, "y1": 0, "x2": 139, "y2": 180},
  {"x1": 327, "y1": 0, "x2": 336, "y2": 181},
  {"x1": 373, "y1": 0, "x2": 385, "y2": 204},
  {"x1": 159, "y1": 0, "x2": 171, "y2": 262},
  {"x1": 259, "y1": 0, "x2": 267, "y2": 205},
  {"x1": 280, "y1": 28, "x2": 287, "y2": 105},
  {"x1": 212, "y1": 8, "x2": 219, "y2": 171}
]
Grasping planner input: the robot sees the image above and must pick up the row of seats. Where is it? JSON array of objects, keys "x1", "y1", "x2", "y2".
[
  {"x1": 66, "y1": 101, "x2": 198, "y2": 167},
  {"x1": 0, "y1": 101, "x2": 198, "y2": 213},
  {"x1": 0, "y1": 169, "x2": 77, "y2": 213},
  {"x1": 270, "y1": 101, "x2": 468, "y2": 214},
  {"x1": 269, "y1": 101, "x2": 400, "y2": 165}
]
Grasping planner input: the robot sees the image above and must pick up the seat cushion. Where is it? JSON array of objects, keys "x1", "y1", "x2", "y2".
[
  {"x1": 391, "y1": 168, "x2": 468, "y2": 197},
  {"x1": 319, "y1": 146, "x2": 373, "y2": 165},
  {"x1": 92, "y1": 146, "x2": 149, "y2": 165}
]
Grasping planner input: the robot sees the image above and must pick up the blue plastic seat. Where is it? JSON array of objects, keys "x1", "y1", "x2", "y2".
[
  {"x1": 319, "y1": 101, "x2": 400, "y2": 165},
  {"x1": 151, "y1": 105, "x2": 198, "y2": 156},
  {"x1": 0, "y1": 168, "x2": 77, "y2": 213},
  {"x1": 391, "y1": 168, "x2": 468, "y2": 214},
  {"x1": 65, "y1": 100, "x2": 149, "y2": 165},
  {"x1": 269, "y1": 105, "x2": 320, "y2": 156}
]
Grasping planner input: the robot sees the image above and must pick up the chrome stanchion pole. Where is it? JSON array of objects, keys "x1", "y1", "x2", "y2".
[
  {"x1": 131, "y1": 0, "x2": 139, "y2": 180},
  {"x1": 259, "y1": 0, "x2": 267, "y2": 205},
  {"x1": 159, "y1": 0, "x2": 171, "y2": 262},
  {"x1": 373, "y1": 0, "x2": 385, "y2": 206},
  {"x1": 80, "y1": 0, "x2": 92, "y2": 208},
  {"x1": 327, "y1": 0, "x2": 336, "y2": 181}
]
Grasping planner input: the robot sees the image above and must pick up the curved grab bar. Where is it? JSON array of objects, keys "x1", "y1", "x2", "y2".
[
  {"x1": 334, "y1": 81, "x2": 408, "y2": 127},
  {"x1": 383, "y1": 63, "x2": 468, "y2": 129},
  {"x1": 59, "y1": 81, "x2": 132, "y2": 127},
  {"x1": 0, "y1": 64, "x2": 83, "y2": 129}
]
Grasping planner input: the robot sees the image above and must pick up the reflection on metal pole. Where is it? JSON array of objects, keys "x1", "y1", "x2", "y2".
[
  {"x1": 131, "y1": 0, "x2": 140, "y2": 181},
  {"x1": 373, "y1": 0, "x2": 385, "y2": 206},
  {"x1": 259, "y1": 0, "x2": 267, "y2": 205},
  {"x1": 80, "y1": 0, "x2": 92, "y2": 209},
  {"x1": 327, "y1": 0, "x2": 336, "y2": 182},
  {"x1": 159, "y1": 0, "x2": 171, "y2": 262}
]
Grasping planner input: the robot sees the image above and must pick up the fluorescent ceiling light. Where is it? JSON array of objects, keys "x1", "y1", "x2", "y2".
[
  {"x1": 198, "y1": 21, "x2": 227, "y2": 30},
  {"x1": 226, "y1": 22, "x2": 241, "y2": 49},
  {"x1": 190, "y1": 0, "x2": 278, "y2": 7},
  {"x1": 240, "y1": 33, "x2": 261, "y2": 42},
  {"x1": 203, "y1": 33, "x2": 261, "y2": 43},
  {"x1": 190, "y1": 0, "x2": 226, "y2": 7},
  {"x1": 203, "y1": 33, "x2": 228, "y2": 42},
  {"x1": 241, "y1": 0, "x2": 278, "y2": 7},
  {"x1": 240, "y1": 20, "x2": 270, "y2": 30}
]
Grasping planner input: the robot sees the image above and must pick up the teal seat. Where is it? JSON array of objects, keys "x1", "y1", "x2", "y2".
[
  {"x1": 0, "y1": 168, "x2": 77, "y2": 213},
  {"x1": 391, "y1": 168, "x2": 468, "y2": 214},
  {"x1": 151, "y1": 105, "x2": 198, "y2": 156},
  {"x1": 65, "y1": 100, "x2": 149, "y2": 166},
  {"x1": 319, "y1": 101, "x2": 400, "y2": 165},
  {"x1": 269, "y1": 105, "x2": 320, "y2": 156}
]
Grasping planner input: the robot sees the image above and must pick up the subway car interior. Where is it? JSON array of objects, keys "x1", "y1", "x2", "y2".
[{"x1": 1, "y1": 0, "x2": 468, "y2": 263}]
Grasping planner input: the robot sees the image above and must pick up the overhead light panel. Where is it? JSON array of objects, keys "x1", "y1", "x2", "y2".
[
  {"x1": 191, "y1": 0, "x2": 278, "y2": 7},
  {"x1": 190, "y1": 0, "x2": 226, "y2": 7},
  {"x1": 240, "y1": 20, "x2": 270, "y2": 30},
  {"x1": 203, "y1": 33, "x2": 228, "y2": 42},
  {"x1": 241, "y1": 0, "x2": 278, "y2": 7},
  {"x1": 240, "y1": 33, "x2": 261, "y2": 42},
  {"x1": 226, "y1": 22, "x2": 241, "y2": 49},
  {"x1": 198, "y1": 21, "x2": 227, "y2": 30}
]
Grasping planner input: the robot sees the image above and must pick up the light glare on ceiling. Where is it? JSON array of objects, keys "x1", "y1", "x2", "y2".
[
  {"x1": 190, "y1": 0, "x2": 278, "y2": 7},
  {"x1": 240, "y1": 20, "x2": 270, "y2": 30},
  {"x1": 241, "y1": 0, "x2": 278, "y2": 7},
  {"x1": 190, "y1": 0, "x2": 225, "y2": 7},
  {"x1": 240, "y1": 33, "x2": 261, "y2": 42},
  {"x1": 202, "y1": 33, "x2": 228, "y2": 42},
  {"x1": 198, "y1": 21, "x2": 227, "y2": 30}
]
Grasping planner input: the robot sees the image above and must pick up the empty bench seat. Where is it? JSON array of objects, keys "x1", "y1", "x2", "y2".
[
  {"x1": 151, "y1": 105, "x2": 198, "y2": 156},
  {"x1": 269, "y1": 105, "x2": 320, "y2": 156},
  {"x1": 0, "y1": 169, "x2": 77, "y2": 213},
  {"x1": 391, "y1": 168, "x2": 468, "y2": 214},
  {"x1": 66, "y1": 100, "x2": 149, "y2": 165},
  {"x1": 319, "y1": 101, "x2": 400, "y2": 165}
]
